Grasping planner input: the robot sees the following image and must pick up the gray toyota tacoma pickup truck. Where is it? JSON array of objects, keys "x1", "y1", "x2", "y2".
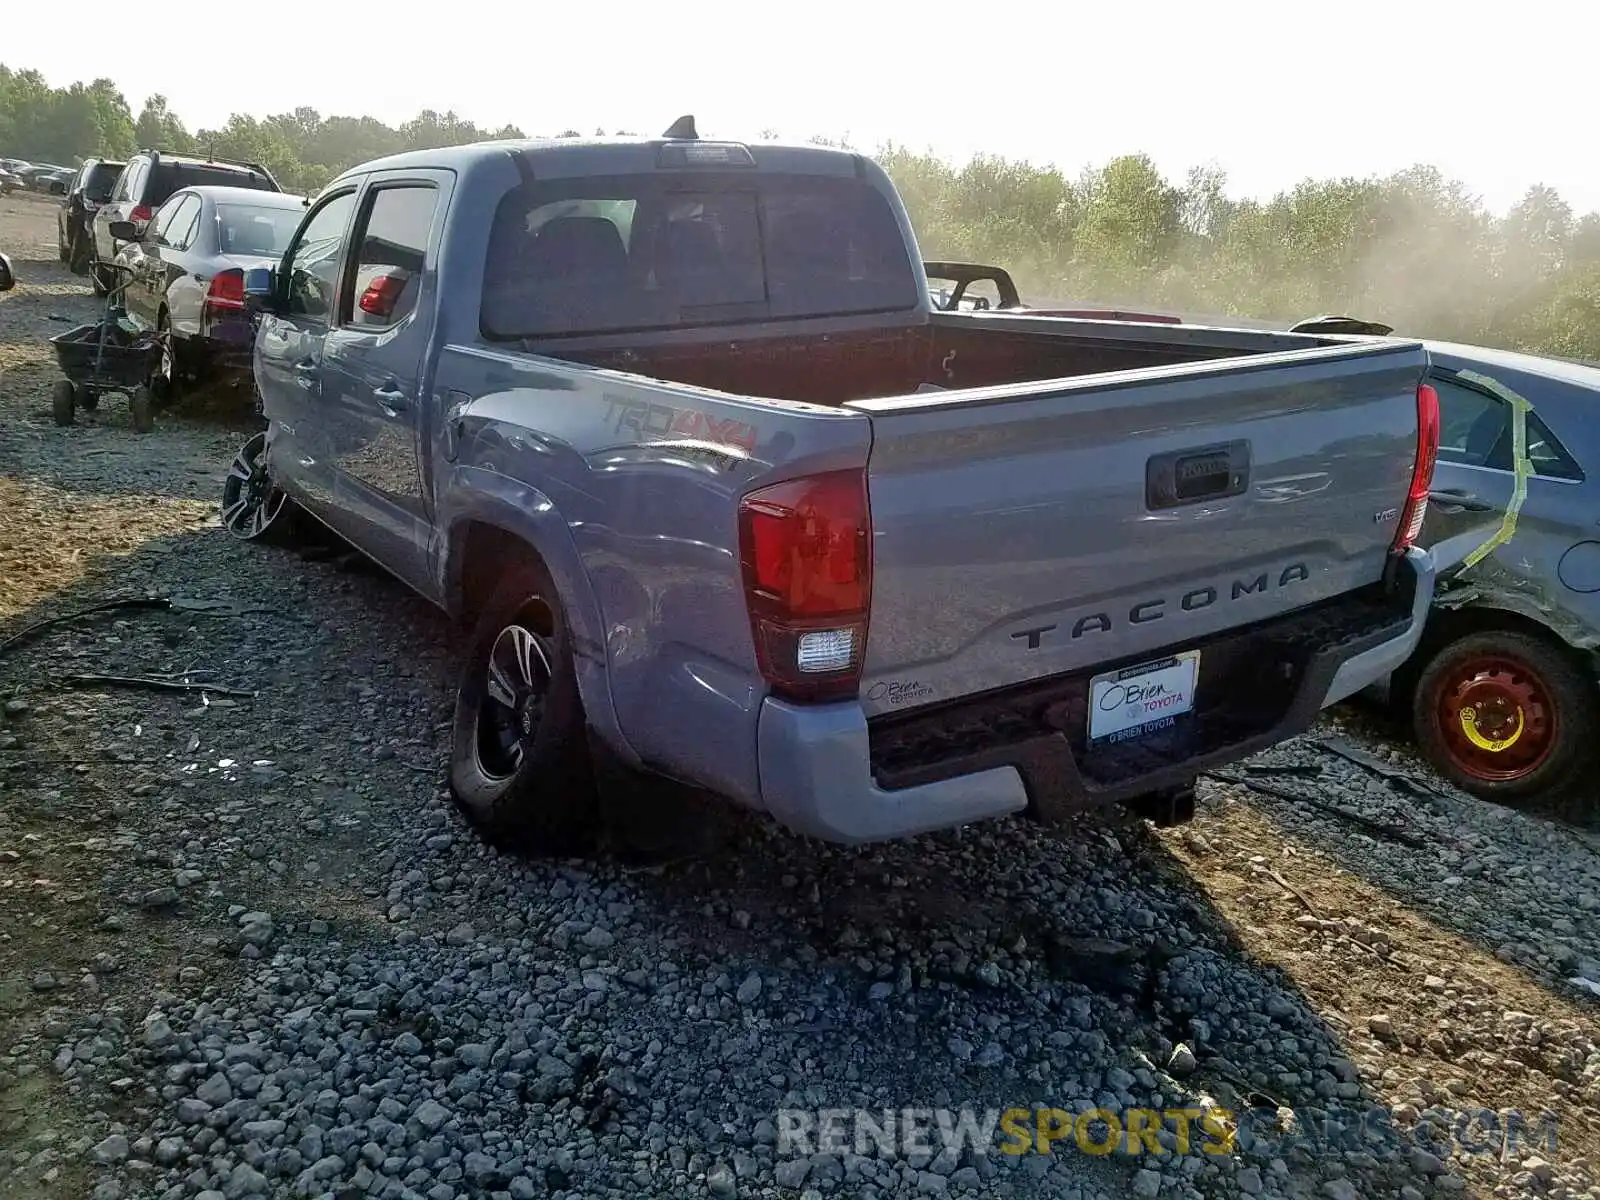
[{"x1": 227, "y1": 118, "x2": 1444, "y2": 851}]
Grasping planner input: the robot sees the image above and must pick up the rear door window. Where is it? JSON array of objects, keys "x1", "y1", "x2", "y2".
[
  {"x1": 345, "y1": 184, "x2": 439, "y2": 328},
  {"x1": 481, "y1": 172, "x2": 916, "y2": 338}
]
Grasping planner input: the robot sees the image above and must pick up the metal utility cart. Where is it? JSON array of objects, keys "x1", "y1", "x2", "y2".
[{"x1": 49, "y1": 266, "x2": 163, "y2": 433}]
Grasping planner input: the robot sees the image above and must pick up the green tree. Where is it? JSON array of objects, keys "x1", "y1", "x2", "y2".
[
  {"x1": 5, "y1": 59, "x2": 1600, "y2": 358},
  {"x1": 134, "y1": 94, "x2": 191, "y2": 154}
]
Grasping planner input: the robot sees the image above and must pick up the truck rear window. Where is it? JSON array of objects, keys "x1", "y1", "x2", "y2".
[{"x1": 481, "y1": 173, "x2": 917, "y2": 338}]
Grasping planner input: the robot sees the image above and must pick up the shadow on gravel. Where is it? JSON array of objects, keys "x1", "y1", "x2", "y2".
[
  {"x1": 1208, "y1": 707, "x2": 1600, "y2": 1006},
  {"x1": 609, "y1": 793, "x2": 1445, "y2": 1188}
]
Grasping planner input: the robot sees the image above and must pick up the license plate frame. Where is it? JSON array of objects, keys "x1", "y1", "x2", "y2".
[{"x1": 1087, "y1": 650, "x2": 1201, "y2": 745}]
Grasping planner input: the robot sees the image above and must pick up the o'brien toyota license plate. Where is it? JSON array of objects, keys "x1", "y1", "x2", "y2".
[{"x1": 1088, "y1": 650, "x2": 1201, "y2": 744}]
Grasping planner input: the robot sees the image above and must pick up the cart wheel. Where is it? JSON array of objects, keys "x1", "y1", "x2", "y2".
[
  {"x1": 79, "y1": 389, "x2": 100, "y2": 412},
  {"x1": 51, "y1": 380, "x2": 76, "y2": 427},
  {"x1": 130, "y1": 386, "x2": 155, "y2": 434}
]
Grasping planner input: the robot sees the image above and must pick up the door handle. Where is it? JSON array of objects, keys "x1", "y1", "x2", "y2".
[
  {"x1": 373, "y1": 384, "x2": 408, "y2": 415},
  {"x1": 293, "y1": 358, "x2": 317, "y2": 374},
  {"x1": 1428, "y1": 487, "x2": 1496, "y2": 513}
]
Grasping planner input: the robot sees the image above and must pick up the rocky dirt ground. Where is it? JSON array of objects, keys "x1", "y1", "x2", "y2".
[{"x1": 0, "y1": 193, "x2": 1596, "y2": 1200}]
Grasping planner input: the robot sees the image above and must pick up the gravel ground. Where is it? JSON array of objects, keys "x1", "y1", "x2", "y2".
[{"x1": 1, "y1": 193, "x2": 1597, "y2": 1200}]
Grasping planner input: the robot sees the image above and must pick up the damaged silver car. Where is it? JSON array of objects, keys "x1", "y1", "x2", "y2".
[{"x1": 1382, "y1": 344, "x2": 1600, "y2": 809}]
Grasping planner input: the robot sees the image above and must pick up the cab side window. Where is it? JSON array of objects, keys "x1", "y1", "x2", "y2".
[{"x1": 282, "y1": 191, "x2": 358, "y2": 321}]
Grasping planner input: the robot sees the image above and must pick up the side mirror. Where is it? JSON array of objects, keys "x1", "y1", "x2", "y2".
[
  {"x1": 243, "y1": 266, "x2": 280, "y2": 319},
  {"x1": 0, "y1": 253, "x2": 14, "y2": 292},
  {"x1": 108, "y1": 220, "x2": 139, "y2": 241}
]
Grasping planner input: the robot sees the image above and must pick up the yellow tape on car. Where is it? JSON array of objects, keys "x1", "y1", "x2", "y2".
[{"x1": 1454, "y1": 370, "x2": 1532, "y2": 571}]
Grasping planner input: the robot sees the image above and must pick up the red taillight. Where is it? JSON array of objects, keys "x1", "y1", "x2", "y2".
[
  {"x1": 358, "y1": 273, "x2": 406, "y2": 319},
  {"x1": 738, "y1": 469, "x2": 872, "y2": 702},
  {"x1": 205, "y1": 269, "x2": 246, "y2": 312},
  {"x1": 129, "y1": 205, "x2": 153, "y2": 225},
  {"x1": 1393, "y1": 382, "x2": 1441, "y2": 553}
]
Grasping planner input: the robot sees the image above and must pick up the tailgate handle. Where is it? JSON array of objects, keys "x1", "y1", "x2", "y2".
[{"x1": 1147, "y1": 440, "x2": 1250, "y2": 510}]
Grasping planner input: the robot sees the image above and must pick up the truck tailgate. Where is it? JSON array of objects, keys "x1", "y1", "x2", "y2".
[{"x1": 847, "y1": 340, "x2": 1430, "y2": 721}]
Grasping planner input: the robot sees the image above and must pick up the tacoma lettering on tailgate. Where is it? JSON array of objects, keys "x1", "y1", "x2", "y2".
[{"x1": 1011, "y1": 563, "x2": 1310, "y2": 648}]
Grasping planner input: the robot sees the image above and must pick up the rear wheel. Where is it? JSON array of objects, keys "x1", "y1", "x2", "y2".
[
  {"x1": 449, "y1": 561, "x2": 597, "y2": 853},
  {"x1": 68, "y1": 231, "x2": 91, "y2": 275},
  {"x1": 1411, "y1": 629, "x2": 1598, "y2": 804}
]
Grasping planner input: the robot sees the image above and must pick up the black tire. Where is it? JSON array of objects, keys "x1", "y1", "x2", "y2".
[
  {"x1": 1411, "y1": 629, "x2": 1599, "y2": 805},
  {"x1": 51, "y1": 380, "x2": 76, "y2": 426},
  {"x1": 68, "y1": 231, "x2": 91, "y2": 275},
  {"x1": 57, "y1": 227, "x2": 68, "y2": 263},
  {"x1": 130, "y1": 385, "x2": 154, "y2": 434},
  {"x1": 449, "y1": 560, "x2": 597, "y2": 853},
  {"x1": 154, "y1": 313, "x2": 184, "y2": 407}
]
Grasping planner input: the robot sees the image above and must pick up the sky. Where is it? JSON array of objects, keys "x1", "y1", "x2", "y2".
[{"x1": 9, "y1": 0, "x2": 1598, "y2": 215}]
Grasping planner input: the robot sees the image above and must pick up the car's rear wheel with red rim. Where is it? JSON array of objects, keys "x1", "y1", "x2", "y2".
[{"x1": 1411, "y1": 629, "x2": 1598, "y2": 805}]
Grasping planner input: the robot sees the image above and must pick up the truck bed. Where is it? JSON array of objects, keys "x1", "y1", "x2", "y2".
[
  {"x1": 539, "y1": 311, "x2": 1342, "y2": 406},
  {"x1": 523, "y1": 312, "x2": 1427, "y2": 727}
]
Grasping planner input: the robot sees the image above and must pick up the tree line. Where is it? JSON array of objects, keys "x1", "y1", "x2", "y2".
[{"x1": 4, "y1": 63, "x2": 1597, "y2": 360}]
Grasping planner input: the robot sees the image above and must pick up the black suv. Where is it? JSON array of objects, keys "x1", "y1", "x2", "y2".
[
  {"x1": 58, "y1": 157, "x2": 126, "y2": 275},
  {"x1": 90, "y1": 150, "x2": 280, "y2": 295}
]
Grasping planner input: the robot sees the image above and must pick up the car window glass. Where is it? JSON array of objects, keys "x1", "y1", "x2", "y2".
[
  {"x1": 149, "y1": 194, "x2": 191, "y2": 244},
  {"x1": 1434, "y1": 379, "x2": 1506, "y2": 467},
  {"x1": 283, "y1": 191, "x2": 357, "y2": 321},
  {"x1": 346, "y1": 184, "x2": 438, "y2": 328},
  {"x1": 86, "y1": 163, "x2": 121, "y2": 201},
  {"x1": 218, "y1": 205, "x2": 302, "y2": 257},
  {"x1": 167, "y1": 196, "x2": 203, "y2": 251},
  {"x1": 1524, "y1": 413, "x2": 1583, "y2": 481},
  {"x1": 1434, "y1": 376, "x2": 1583, "y2": 480},
  {"x1": 481, "y1": 173, "x2": 916, "y2": 339},
  {"x1": 111, "y1": 165, "x2": 133, "y2": 202}
]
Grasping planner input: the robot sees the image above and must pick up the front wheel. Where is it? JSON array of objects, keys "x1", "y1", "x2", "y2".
[
  {"x1": 449, "y1": 562, "x2": 597, "y2": 853},
  {"x1": 1411, "y1": 629, "x2": 1599, "y2": 805}
]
